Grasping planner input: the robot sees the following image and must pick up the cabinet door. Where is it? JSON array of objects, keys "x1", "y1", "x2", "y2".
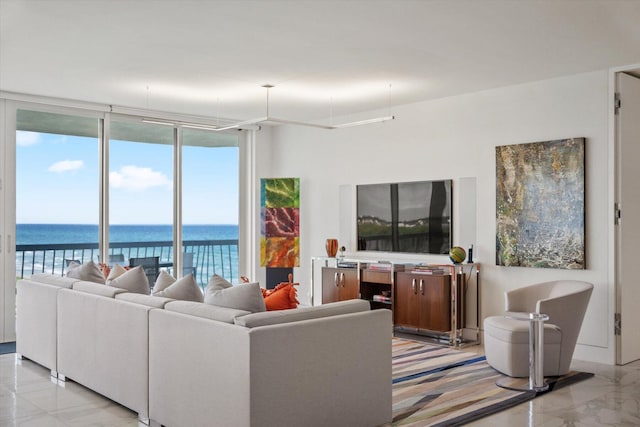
[
  {"x1": 395, "y1": 273, "x2": 420, "y2": 328},
  {"x1": 321, "y1": 267, "x2": 341, "y2": 303},
  {"x1": 421, "y1": 275, "x2": 451, "y2": 332},
  {"x1": 338, "y1": 269, "x2": 359, "y2": 300}
]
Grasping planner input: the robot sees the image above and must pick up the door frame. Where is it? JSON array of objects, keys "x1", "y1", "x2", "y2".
[{"x1": 611, "y1": 64, "x2": 640, "y2": 364}]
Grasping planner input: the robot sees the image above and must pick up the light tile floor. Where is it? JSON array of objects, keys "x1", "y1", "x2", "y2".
[{"x1": 2, "y1": 349, "x2": 640, "y2": 426}]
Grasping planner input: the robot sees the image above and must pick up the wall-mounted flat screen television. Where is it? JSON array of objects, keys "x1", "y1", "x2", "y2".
[{"x1": 356, "y1": 180, "x2": 452, "y2": 254}]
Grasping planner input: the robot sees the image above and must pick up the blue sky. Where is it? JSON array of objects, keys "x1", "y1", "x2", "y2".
[{"x1": 16, "y1": 131, "x2": 239, "y2": 224}]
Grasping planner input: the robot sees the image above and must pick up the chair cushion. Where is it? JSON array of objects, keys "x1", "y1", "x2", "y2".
[{"x1": 483, "y1": 315, "x2": 562, "y2": 344}]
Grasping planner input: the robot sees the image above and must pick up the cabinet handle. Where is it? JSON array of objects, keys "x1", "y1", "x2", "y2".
[
  {"x1": 340, "y1": 272, "x2": 345, "y2": 287},
  {"x1": 420, "y1": 279, "x2": 424, "y2": 295},
  {"x1": 6, "y1": 234, "x2": 10, "y2": 254},
  {"x1": 334, "y1": 272, "x2": 340, "y2": 287},
  {"x1": 412, "y1": 278, "x2": 417, "y2": 295}
]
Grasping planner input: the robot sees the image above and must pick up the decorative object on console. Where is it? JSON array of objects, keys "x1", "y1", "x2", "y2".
[
  {"x1": 325, "y1": 238, "x2": 338, "y2": 257},
  {"x1": 467, "y1": 244, "x2": 474, "y2": 263},
  {"x1": 449, "y1": 246, "x2": 466, "y2": 264},
  {"x1": 496, "y1": 138, "x2": 585, "y2": 269}
]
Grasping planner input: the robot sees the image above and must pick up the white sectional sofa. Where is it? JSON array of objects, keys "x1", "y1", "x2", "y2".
[{"x1": 16, "y1": 274, "x2": 392, "y2": 427}]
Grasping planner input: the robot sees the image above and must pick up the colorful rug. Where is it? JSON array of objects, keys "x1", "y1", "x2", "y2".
[{"x1": 391, "y1": 338, "x2": 593, "y2": 426}]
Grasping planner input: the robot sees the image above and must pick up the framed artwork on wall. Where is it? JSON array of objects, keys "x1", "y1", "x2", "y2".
[
  {"x1": 260, "y1": 177, "x2": 300, "y2": 269},
  {"x1": 495, "y1": 138, "x2": 585, "y2": 269}
]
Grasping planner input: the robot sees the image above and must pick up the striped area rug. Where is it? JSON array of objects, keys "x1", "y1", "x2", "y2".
[{"x1": 391, "y1": 337, "x2": 593, "y2": 426}]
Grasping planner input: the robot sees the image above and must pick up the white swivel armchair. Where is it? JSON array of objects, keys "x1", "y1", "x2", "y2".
[{"x1": 483, "y1": 280, "x2": 593, "y2": 377}]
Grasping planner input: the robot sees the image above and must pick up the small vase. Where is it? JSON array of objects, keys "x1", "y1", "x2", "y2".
[{"x1": 325, "y1": 239, "x2": 338, "y2": 258}]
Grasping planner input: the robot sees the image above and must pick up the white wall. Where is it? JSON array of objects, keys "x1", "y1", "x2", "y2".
[{"x1": 262, "y1": 70, "x2": 613, "y2": 364}]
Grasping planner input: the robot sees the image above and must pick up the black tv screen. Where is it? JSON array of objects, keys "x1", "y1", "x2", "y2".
[{"x1": 356, "y1": 180, "x2": 452, "y2": 254}]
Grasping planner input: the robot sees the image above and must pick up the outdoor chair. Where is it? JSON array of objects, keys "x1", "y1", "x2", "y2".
[{"x1": 129, "y1": 256, "x2": 160, "y2": 288}]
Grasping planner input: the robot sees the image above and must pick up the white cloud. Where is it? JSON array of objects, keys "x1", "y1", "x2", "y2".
[
  {"x1": 16, "y1": 131, "x2": 40, "y2": 147},
  {"x1": 48, "y1": 160, "x2": 84, "y2": 173},
  {"x1": 110, "y1": 165, "x2": 172, "y2": 192}
]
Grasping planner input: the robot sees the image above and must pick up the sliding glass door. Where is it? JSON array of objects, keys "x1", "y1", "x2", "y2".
[
  {"x1": 109, "y1": 119, "x2": 175, "y2": 285},
  {"x1": 182, "y1": 128, "x2": 239, "y2": 289}
]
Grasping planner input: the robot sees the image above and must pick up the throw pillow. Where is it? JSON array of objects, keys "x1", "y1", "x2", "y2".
[
  {"x1": 107, "y1": 265, "x2": 150, "y2": 295},
  {"x1": 153, "y1": 273, "x2": 204, "y2": 303},
  {"x1": 204, "y1": 274, "x2": 233, "y2": 304},
  {"x1": 66, "y1": 261, "x2": 105, "y2": 284},
  {"x1": 206, "y1": 281, "x2": 266, "y2": 313},
  {"x1": 153, "y1": 270, "x2": 176, "y2": 293},
  {"x1": 106, "y1": 263, "x2": 128, "y2": 283},
  {"x1": 98, "y1": 262, "x2": 111, "y2": 279},
  {"x1": 262, "y1": 281, "x2": 300, "y2": 311}
]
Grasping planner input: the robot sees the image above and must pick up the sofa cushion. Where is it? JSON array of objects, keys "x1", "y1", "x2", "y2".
[
  {"x1": 483, "y1": 315, "x2": 562, "y2": 344},
  {"x1": 165, "y1": 300, "x2": 251, "y2": 324},
  {"x1": 205, "y1": 282, "x2": 266, "y2": 313},
  {"x1": 73, "y1": 280, "x2": 128, "y2": 298},
  {"x1": 116, "y1": 293, "x2": 174, "y2": 308},
  {"x1": 153, "y1": 273, "x2": 203, "y2": 303},
  {"x1": 108, "y1": 265, "x2": 150, "y2": 295},
  {"x1": 66, "y1": 261, "x2": 105, "y2": 284},
  {"x1": 28, "y1": 273, "x2": 76, "y2": 288},
  {"x1": 234, "y1": 299, "x2": 371, "y2": 328}
]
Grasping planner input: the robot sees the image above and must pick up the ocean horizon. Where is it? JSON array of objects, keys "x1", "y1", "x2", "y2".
[{"x1": 16, "y1": 223, "x2": 239, "y2": 245}]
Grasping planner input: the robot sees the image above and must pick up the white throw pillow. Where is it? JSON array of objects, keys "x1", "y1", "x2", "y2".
[
  {"x1": 204, "y1": 274, "x2": 233, "y2": 303},
  {"x1": 106, "y1": 263, "x2": 128, "y2": 283},
  {"x1": 206, "y1": 282, "x2": 266, "y2": 313},
  {"x1": 107, "y1": 265, "x2": 150, "y2": 295},
  {"x1": 153, "y1": 273, "x2": 204, "y2": 303},
  {"x1": 66, "y1": 261, "x2": 105, "y2": 284},
  {"x1": 153, "y1": 270, "x2": 176, "y2": 293}
]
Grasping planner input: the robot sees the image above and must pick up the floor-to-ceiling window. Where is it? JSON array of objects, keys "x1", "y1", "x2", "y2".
[
  {"x1": 109, "y1": 119, "x2": 175, "y2": 286},
  {"x1": 15, "y1": 109, "x2": 101, "y2": 277},
  {"x1": 12, "y1": 107, "x2": 240, "y2": 286},
  {"x1": 182, "y1": 128, "x2": 239, "y2": 288}
]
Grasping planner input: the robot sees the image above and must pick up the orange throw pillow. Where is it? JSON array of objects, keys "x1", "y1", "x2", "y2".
[
  {"x1": 262, "y1": 281, "x2": 299, "y2": 311},
  {"x1": 98, "y1": 262, "x2": 111, "y2": 279}
]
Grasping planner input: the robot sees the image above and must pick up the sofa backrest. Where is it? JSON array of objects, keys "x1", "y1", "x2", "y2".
[
  {"x1": 234, "y1": 299, "x2": 371, "y2": 328},
  {"x1": 164, "y1": 300, "x2": 251, "y2": 324}
]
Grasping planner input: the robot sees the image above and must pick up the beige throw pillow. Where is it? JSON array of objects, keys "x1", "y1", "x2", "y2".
[
  {"x1": 205, "y1": 281, "x2": 266, "y2": 313},
  {"x1": 106, "y1": 263, "x2": 128, "y2": 283},
  {"x1": 153, "y1": 273, "x2": 204, "y2": 303},
  {"x1": 66, "y1": 261, "x2": 105, "y2": 284},
  {"x1": 153, "y1": 270, "x2": 176, "y2": 293},
  {"x1": 107, "y1": 265, "x2": 150, "y2": 295},
  {"x1": 204, "y1": 274, "x2": 233, "y2": 303}
]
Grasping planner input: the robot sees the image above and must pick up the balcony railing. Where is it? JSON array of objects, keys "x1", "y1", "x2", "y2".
[{"x1": 15, "y1": 239, "x2": 239, "y2": 288}]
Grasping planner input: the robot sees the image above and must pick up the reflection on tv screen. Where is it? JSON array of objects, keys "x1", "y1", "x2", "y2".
[{"x1": 356, "y1": 180, "x2": 452, "y2": 254}]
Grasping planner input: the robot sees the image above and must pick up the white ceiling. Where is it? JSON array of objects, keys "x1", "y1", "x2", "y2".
[{"x1": 1, "y1": 0, "x2": 639, "y2": 123}]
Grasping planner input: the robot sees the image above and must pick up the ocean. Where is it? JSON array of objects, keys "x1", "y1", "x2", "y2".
[
  {"x1": 16, "y1": 224, "x2": 238, "y2": 245},
  {"x1": 15, "y1": 224, "x2": 239, "y2": 284}
]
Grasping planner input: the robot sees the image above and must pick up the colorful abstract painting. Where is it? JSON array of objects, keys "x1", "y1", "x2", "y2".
[
  {"x1": 496, "y1": 138, "x2": 585, "y2": 269},
  {"x1": 260, "y1": 178, "x2": 300, "y2": 267}
]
